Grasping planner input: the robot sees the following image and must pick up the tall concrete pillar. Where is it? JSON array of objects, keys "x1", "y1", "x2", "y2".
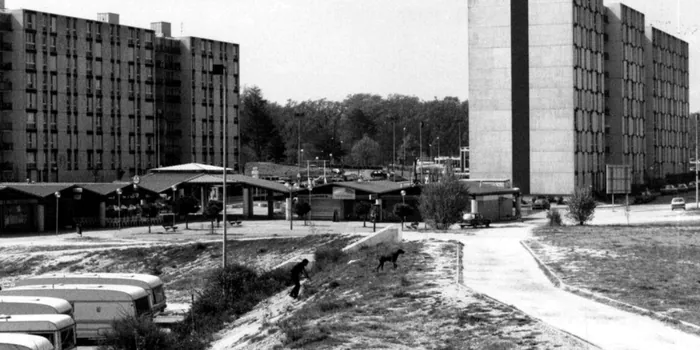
[
  {"x1": 515, "y1": 195, "x2": 522, "y2": 218},
  {"x1": 267, "y1": 190, "x2": 274, "y2": 218},
  {"x1": 242, "y1": 187, "x2": 253, "y2": 218},
  {"x1": 99, "y1": 201, "x2": 106, "y2": 227},
  {"x1": 471, "y1": 198, "x2": 478, "y2": 214},
  {"x1": 36, "y1": 204, "x2": 45, "y2": 233}
]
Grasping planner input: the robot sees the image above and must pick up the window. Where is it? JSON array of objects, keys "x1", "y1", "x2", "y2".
[
  {"x1": 50, "y1": 16, "x2": 56, "y2": 32},
  {"x1": 26, "y1": 93, "x2": 37, "y2": 109},
  {"x1": 27, "y1": 151, "x2": 37, "y2": 165},
  {"x1": 25, "y1": 32, "x2": 36, "y2": 44},
  {"x1": 26, "y1": 132, "x2": 37, "y2": 148},
  {"x1": 27, "y1": 112, "x2": 36, "y2": 127},
  {"x1": 26, "y1": 52, "x2": 36, "y2": 68},
  {"x1": 26, "y1": 73, "x2": 36, "y2": 88}
]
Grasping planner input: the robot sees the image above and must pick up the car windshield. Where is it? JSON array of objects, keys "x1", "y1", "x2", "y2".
[{"x1": 672, "y1": 198, "x2": 684, "y2": 203}]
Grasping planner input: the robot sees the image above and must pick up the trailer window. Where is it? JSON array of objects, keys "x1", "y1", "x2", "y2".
[
  {"x1": 61, "y1": 327, "x2": 76, "y2": 349},
  {"x1": 134, "y1": 296, "x2": 151, "y2": 316},
  {"x1": 153, "y1": 285, "x2": 166, "y2": 305},
  {"x1": 30, "y1": 332, "x2": 55, "y2": 347}
]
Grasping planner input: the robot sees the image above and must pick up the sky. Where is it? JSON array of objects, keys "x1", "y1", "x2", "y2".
[{"x1": 8, "y1": 1, "x2": 700, "y2": 109}]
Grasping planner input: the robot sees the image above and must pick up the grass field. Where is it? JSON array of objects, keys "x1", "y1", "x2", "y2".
[
  {"x1": 529, "y1": 224, "x2": 700, "y2": 326},
  {"x1": 237, "y1": 240, "x2": 592, "y2": 350}
]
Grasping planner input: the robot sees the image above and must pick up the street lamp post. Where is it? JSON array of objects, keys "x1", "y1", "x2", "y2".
[
  {"x1": 171, "y1": 185, "x2": 177, "y2": 227},
  {"x1": 213, "y1": 63, "x2": 230, "y2": 268},
  {"x1": 295, "y1": 112, "x2": 304, "y2": 172},
  {"x1": 54, "y1": 192, "x2": 60, "y2": 235},
  {"x1": 402, "y1": 127, "x2": 406, "y2": 177},
  {"x1": 400, "y1": 189, "x2": 407, "y2": 224},
  {"x1": 285, "y1": 182, "x2": 293, "y2": 230},
  {"x1": 437, "y1": 136, "x2": 440, "y2": 159},
  {"x1": 696, "y1": 113, "x2": 699, "y2": 208},
  {"x1": 116, "y1": 188, "x2": 122, "y2": 231}
]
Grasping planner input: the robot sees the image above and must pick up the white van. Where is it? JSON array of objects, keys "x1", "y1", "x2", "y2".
[
  {"x1": 0, "y1": 332, "x2": 55, "y2": 350},
  {"x1": 0, "y1": 315, "x2": 76, "y2": 350},
  {"x1": 0, "y1": 296, "x2": 73, "y2": 317},
  {"x1": 16, "y1": 273, "x2": 167, "y2": 313},
  {"x1": 0, "y1": 284, "x2": 150, "y2": 340}
]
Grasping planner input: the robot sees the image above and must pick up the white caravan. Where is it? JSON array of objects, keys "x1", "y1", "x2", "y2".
[
  {"x1": 0, "y1": 314, "x2": 76, "y2": 350},
  {"x1": 0, "y1": 332, "x2": 55, "y2": 350},
  {"x1": 0, "y1": 284, "x2": 150, "y2": 340},
  {"x1": 15, "y1": 273, "x2": 167, "y2": 313},
  {"x1": 0, "y1": 296, "x2": 73, "y2": 317}
]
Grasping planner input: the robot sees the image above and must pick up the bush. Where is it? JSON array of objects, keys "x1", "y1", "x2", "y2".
[
  {"x1": 392, "y1": 203, "x2": 413, "y2": 224},
  {"x1": 547, "y1": 209, "x2": 562, "y2": 226},
  {"x1": 314, "y1": 246, "x2": 345, "y2": 270},
  {"x1": 354, "y1": 201, "x2": 372, "y2": 227},
  {"x1": 99, "y1": 315, "x2": 176, "y2": 350},
  {"x1": 294, "y1": 202, "x2": 311, "y2": 222},
  {"x1": 567, "y1": 187, "x2": 597, "y2": 225},
  {"x1": 418, "y1": 174, "x2": 470, "y2": 229}
]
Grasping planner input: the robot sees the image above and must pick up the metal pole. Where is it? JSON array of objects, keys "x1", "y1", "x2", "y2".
[
  {"x1": 402, "y1": 127, "x2": 406, "y2": 177},
  {"x1": 117, "y1": 193, "x2": 121, "y2": 231},
  {"x1": 419, "y1": 122, "x2": 422, "y2": 182},
  {"x1": 223, "y1": 67, "x2": 228, "y2": 268},
  {"x1": 392, "y1": 121, "x2": 396, "y2": 181},
  {"x1": 55, "y1": 195, "x2": 59, "y2": 235},
  {"x1": 696, "y1": 113, "x2": 698, "y2": 208},
  {"x1": 289, "y1": 188, "x2": 293, "y2": 230}
]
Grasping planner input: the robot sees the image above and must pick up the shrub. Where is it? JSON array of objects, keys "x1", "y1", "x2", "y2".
[
  {"x1": 418, "y1": 174, "x2": 470, "y2": 229},
  {"x1": 354, "y1": 201, "x2": 372, "y2": 227},
  {"x1": 294, "y1": 202, "x2": 311, "y2": 223},
  {"x1": 175, "y1": 195, "x2": 201, "y2": 229},
  {"x1": 547, "y1": 209, "x2": 562, "y2": 226},
  {"x1": 314, "y1": 246, "x2": 345, "y2": 267},
  {"x1": 392, "y1": 203, "x2": 413, "y2": 224},
  {"x1": 99, "y1": 315, "x2": 176, "y2": 350},
  {"x1": 567, "y1": 187, "x2": 597, "y2": 225},
  {"x1": 203, "y1": 200, "x2": 223, "y2": 233}
]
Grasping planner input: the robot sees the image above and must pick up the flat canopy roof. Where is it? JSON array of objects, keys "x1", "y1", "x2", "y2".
[{"x1": 150, "y1": 163, "x2": 234, "y2": 173}]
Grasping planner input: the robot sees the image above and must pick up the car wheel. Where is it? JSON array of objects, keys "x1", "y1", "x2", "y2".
[{"x1": 486, "y1": 223, "x2": 490, "y2": 227}]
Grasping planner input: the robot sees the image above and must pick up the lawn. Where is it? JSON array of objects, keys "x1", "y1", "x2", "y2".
[
  {"x1": 236, "y1": 240, "x2": 592, "y2": 350},
  {"x1": 529, "y1": 224, "x2": 700, "y2": 326}
]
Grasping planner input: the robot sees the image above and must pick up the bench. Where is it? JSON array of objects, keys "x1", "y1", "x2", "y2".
[
  {"x1": 162, "y1": 225, "x2": 179, "y2": 233},
  {"x1": 228, "y1": 220, "x2": 243, "y2": 227},
  {"x1": 405, "y1": 222, "x2": 419, "y2": 230}
]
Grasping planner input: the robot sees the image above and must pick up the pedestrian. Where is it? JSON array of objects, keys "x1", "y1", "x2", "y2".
[
  {"x1": 76, "y1": 221, "x2": 82, "y2": 237},
  {"x1": 289, "y1": 259, "x2": 311, "y2": 299}
]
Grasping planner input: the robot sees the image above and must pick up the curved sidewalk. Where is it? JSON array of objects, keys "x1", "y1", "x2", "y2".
[{"x1": 454, "y1": 223, "x2": 700, "y2": 350}]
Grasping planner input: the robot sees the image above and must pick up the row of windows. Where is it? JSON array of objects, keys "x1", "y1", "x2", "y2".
[
  {"x1": 652, "y1": 30, "x2": 689, "y2": 55},
  {"x1": 573, "y1": 48, "x2": 604, "y2": 73},
  {"x1": 652, "y1": 97, "x2": 690, "y2": 116},
  {"x1": 574, "y1": 90, "x2": 606, "y2": 113},
  {"x1": 621, "y1": 134, "x2": 646, "y2": 155},
  {"x1": 652, "y1": 50, "x2": 689, "y2": 71},
  {"x1": 574, "y1": 152, "x2": 606, "y2": 175},
  {"x1": 575, "y1": 131, "x2": 605, "y2": 154},
  {"x1": 574, "y1": 68, "x2": 604, "y2": 92},
  {"x1": 620, "y1": 80, "x2": 644, "y2": 101},
  {"x1": 621, "y1": 62, "x2": 645, "y2": 82},
  {"x1": 575, "y1": 110, "x2": 605, "y2": 132},
  {"x1": 622, "y1": 45, "x2": 644, "y2": 64},
  {"x1": 573, "y1": 26, "x2": 604, "y2": 52},
  {"x1": 620, "y1": 6, "x2": 645, "y2": 28},
  {"x1": 573, "y1": 4, "x2": 605, "y2": 34},
  {"x1": 621, "y1": 116, "x2": 645, "y2": 137},
  {"x1": 622, "y1": 98, "x2": 645, "y2": 118},
  {"x1": 653, "y1": 64, "x2": 690, "y2": 87},
  {"x1": 620, "y1": 25, "x2": 645, "y2": 46}
]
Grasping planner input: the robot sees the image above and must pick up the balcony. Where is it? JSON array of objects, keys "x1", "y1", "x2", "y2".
[
  {"x1": 0, "y1": 62, "x2": 11, "y2": 70},
  {"x1": 86, "y1": 51, "x2": 93, "y2": 59},
  {"x1": 145, "y1": 93, "x2": 154, "y2": 101},
  {"x1": 0, "y1": 102, "x2": 11, "y2": 110},
  {"x1": 145, "y1": 41, "x2": 153, "y2": 49},
  {"x1": 26, "y1": 143, "x2": 37, "y2": 151},
  {"x1": 0, "y1": 42, "x2": 12, "y2": 51},
  {"x1": 86, "y1": 32, "x2": 92, "y2": 40},
  {"x1": 26, "y1": 123, "x2": 37, "y2": 131},
  {"x1": 145, "y1": 58, "x2": 154, "y2": 66},
  {"x1": 25, "y1": 42, "x2": 36, "y2": 51}
]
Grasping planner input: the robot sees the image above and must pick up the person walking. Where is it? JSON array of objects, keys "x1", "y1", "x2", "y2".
[{"x1": 289, "y1": 259, "x2": 311, "y2": 299}]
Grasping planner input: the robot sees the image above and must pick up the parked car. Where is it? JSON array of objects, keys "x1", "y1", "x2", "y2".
[
  {"x1": 634, "y1": 190, "x2": 657, "y2": 204},
  {"x1": 460, "y1": 212, "x2": 491, "y2": 228},
  {"x1": 671, "y1": 197, "x2": 686, "y2": 210},
  {"x1": 660, "y1": 185, "x2": 679, "y2": 195},
  {"x1": 689, "y1": 181, "x2": 697, "y2": 190},
  {"x1": 532, "y1": 198, "x2": 550, "y2": 210},
  {"x1": 678, "y1": 184, "x2": 689, "y2": 192}
]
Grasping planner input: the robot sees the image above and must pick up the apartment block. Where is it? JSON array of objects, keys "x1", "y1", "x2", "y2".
[
  {"x1": 605, "y1": 3, "x2": 646, "y2": 184},
  {"x1": 468, "y1": 0, "x2": 689, "y2": 195},
  {"x1": 644, "y1": 26, "x2": 690, "y2": 179},
  {"x1": 0, "y1": 5, "x2": 240, "y2": 183},
  {"x1": 151, "y1": 22, "x2": 240, "y2": 170}
]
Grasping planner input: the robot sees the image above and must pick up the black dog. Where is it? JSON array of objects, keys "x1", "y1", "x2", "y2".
[{"x1": 375, "y1": 249, "x2": 405, "y2": 272}]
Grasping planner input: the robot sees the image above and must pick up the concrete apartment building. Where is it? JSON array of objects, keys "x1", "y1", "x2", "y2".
[
  {"x1": 0, "y1": 2, "x2": 240, "y2": 183},
  {"x1": 151, "y1": 22, "x2": 240, "y2": 171},
  {"x1": 468, "y1": 0, "x2": 689, "y2": 195},
  {"x1": 644, "y1": 26, "x2": 690, "y2": 180},
  {"x1": 605, "y1": 3, "x2": 646, "y2": 184}
]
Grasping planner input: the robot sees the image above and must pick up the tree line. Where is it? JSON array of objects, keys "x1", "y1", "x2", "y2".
[{"x1": 240, "y1": 86, "x2": 469, "y2": 169}]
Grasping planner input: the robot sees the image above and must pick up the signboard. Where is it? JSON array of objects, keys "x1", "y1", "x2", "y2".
[
  {"x1": 332, "y1": 187, "x2": 356, "y2": 200},
  {"x1": 606, "y1": 165, "x2": 632, "y2": 194}
]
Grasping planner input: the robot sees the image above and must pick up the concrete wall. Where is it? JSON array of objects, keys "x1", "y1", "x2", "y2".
[
  {"x1": 528, "y1": 0, "x2": 576, "y2": 195},
  {"x1": 342, "y1": 224, "x2": 402, "y2": 254},
  {"x1": 468, "y1": 0, "x2": 513, "y2": 181}
]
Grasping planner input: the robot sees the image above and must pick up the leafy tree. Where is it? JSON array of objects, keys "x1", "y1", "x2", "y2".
[
  {"x1": 204, "y1": 200, "x2": 224, "y2": 234},
  {"x1": 175, "y1": 195, "x2": 200, "y2": 229},
  {"x1": 354, "y1": 201, "x2": 372, "y2": 227},
  {"x1": 241, "y1": 86, "x2": 285, "y2": 162},
  {"x1": 350, "y1": 134, "x2": 381, "y2": 167},
  {"x1": 418, "y1": 174, "x2": 470, "y2": 229},
  {"x1": 345, "y1": 108, "x2": 378, "y2": 141},
  {"x1": 140, "y1": 202, "x2": 160, "y2": 233},
  {"x1": 567, "y1": 187, "x2": 597, "y2": 225},
  {"x1": 393, "y1": 203, "x2": 413, "y2": 225},
  {"x1": 294, "y1": 202, "x2": 311, "y2": 225}
]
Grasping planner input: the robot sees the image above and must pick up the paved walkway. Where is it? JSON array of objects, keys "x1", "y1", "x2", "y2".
[{"x1": 414, "y1": 222, "x2": 700, "y2": 350}]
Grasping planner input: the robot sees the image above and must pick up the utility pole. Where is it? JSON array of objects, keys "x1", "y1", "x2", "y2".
[
  {"x1": 392, "y1": 120, "x2": 396, "y2": 181},
  {"x1": 402, "y1": 127, "x2": 406, "y2": 177},
  {"x1": 696, "y1": 113, "x2": 698, "y2": 208}
]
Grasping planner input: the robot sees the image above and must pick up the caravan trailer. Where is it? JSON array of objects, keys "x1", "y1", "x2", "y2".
[
  {"x1": 15, "y1": 273, "x2": 167, "y2": 313},
  {"x1": 0, "y1": 284, "x2": 150, "y2": 340},
  {"x1": 0, "y1": 315, "x2": 76, "y2": 350},
  {"x1": 0, "y1": 332, "x2": 55, "y2": 350},
  {"x1": 0, "y1": 296, "x2": 73, "y2": 317}
]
